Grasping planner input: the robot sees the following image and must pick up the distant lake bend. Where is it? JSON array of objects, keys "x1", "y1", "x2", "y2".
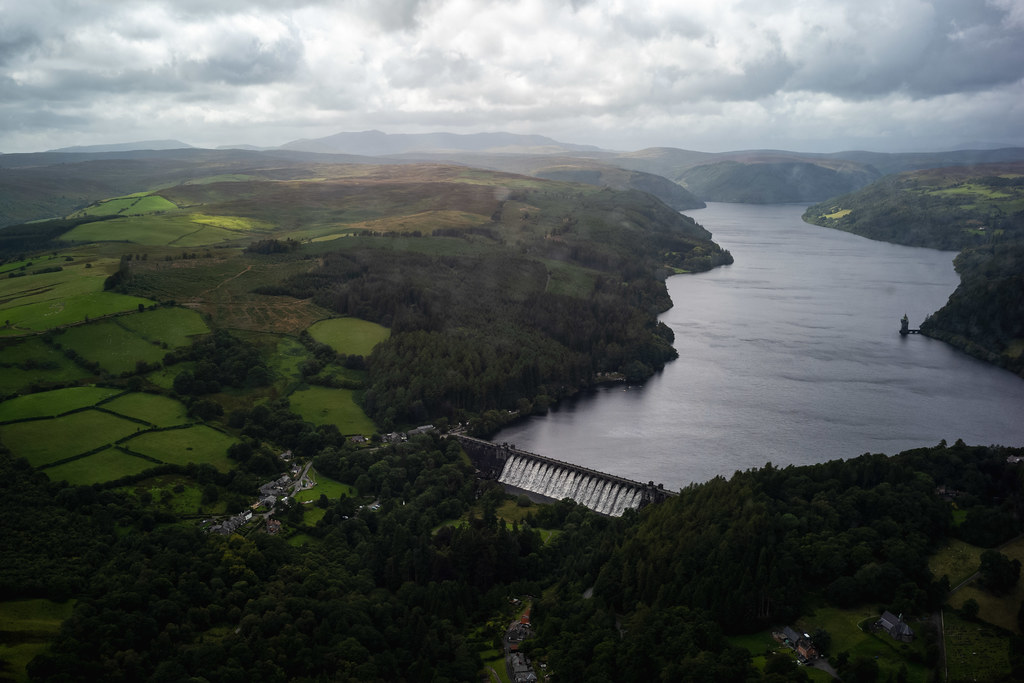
[{"x1": 495, "y1": 202, "x2": 1024, "y2": 491}]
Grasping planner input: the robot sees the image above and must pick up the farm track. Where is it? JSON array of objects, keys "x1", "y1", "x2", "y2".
[{"x1": 203, "y1": 264, "x2": 253, "y2": 295}]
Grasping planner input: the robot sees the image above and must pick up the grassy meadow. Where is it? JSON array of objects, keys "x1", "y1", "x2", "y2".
[
  {"x1": 57, "y1": 320, "x2": 168, "y2": 374},
  {"x1": 945, "y1": 536, "x2": 1024, "y2": 634},
  {"x1": 929, "y1": 538, "x2": 984, "y2": 587},
  {"x1": 294, "y1": 467, "x2": 357, "y2": 503},
  {"x1": 0, "y1": 598, "x2": 76, "y2": 683},
  {"x1": 0, "y1": 340, "x2": 93, "y2": 395},
  {"x1": 1, "y1": 409, "x2": 142, "y2": 467},
  {"x1": 0, "y1": 256, "x2": 151, "y2": 334},
  {"x1": 44, "y1": 446, "x2": 157, "y2": 486},
  {"x1": 307, "y1": 317, "x2": 390, "y2": 356},
  {"x1": 60, "y1": 213, "x2": 272, "y2": 247},
  {"x1": 118, "y1": 473, "x2": 229, "y2": 516},
  {"x1": 114, "y1": 306, "x2": 208, "y2": 347},
  {"x1": 123, "y1": 425, "x2": 237, "y2": 472},
  {"x1": 102, "y1": 392, "x2": 191, "y2": 427},
  {"x1": 0, "y1": 386, "x2": 121, "y2": 422},
  {"x1": 70, "y1": 192, "x2": 177, "y2": 218},
  {"x1": 943, "y1": 609, "x2": 1012, "y2": 682},
  {"x1": 287, "y1": 385, "x2": 376, "y2": 435}
]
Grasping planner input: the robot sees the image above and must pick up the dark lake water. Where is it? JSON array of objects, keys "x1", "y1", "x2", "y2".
[{"x1": 496, "y1": 203, "x2": 1024, "y2": 490}]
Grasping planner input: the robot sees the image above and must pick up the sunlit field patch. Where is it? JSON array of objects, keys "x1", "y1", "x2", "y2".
[
  {"x1": 307, "y1": 317, "x2": 389, "y2": 356},
  {"x1": 0, "y1": 258, "x2": 151, "y2": 334},
  {"x1": 60, "y1": 213, "x2": 271, "y2": 247}
]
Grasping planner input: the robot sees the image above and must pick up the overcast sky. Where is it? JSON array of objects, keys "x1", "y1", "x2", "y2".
[{"x1": 2, "y1": 0, "x2": 1023, "y2": 154}]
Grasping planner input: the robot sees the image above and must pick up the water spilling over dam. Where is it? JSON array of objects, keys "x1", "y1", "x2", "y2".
[{"x1": 453, "y1": 435, "x2": 674, "y2": 516}]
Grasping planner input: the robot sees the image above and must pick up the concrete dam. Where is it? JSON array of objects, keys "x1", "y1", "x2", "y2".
[{"x1": 453, "y1": 435, "x2": 675, "y2": 516}]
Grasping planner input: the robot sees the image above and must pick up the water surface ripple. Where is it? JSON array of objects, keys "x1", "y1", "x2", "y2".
[{"x1": 496, "y1": 203, "x2": 1024, "y2": 489}]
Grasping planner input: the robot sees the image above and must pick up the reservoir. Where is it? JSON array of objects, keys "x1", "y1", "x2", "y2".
[{"x1": 496, "y1": 203, "x2": 1024, "y2": 491}]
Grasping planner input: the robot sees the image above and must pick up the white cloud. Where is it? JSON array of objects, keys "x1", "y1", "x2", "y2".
[{"x1": 0, "y1": 0, "x2": 1021, "y2": 153}]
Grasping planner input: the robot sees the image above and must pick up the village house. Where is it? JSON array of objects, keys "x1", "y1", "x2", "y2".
[
  {"x1": 876, "y1": 611, "x2": 914, "y2": 642},
  {"x1": 775, "y1": 626, "x2": 818, "y2": 661},
  {"x1": 508, "y1": 652, "x2": 537, "y2": 683}
]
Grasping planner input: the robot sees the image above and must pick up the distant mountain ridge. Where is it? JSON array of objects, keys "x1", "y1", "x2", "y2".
[
  {"x1": 47, "y1": 140, "x2": 194, "y2": 153},
  {"x1": 605, "y1": 147, "x2": 1024, "y2": 203},
  {"x1": 5, "y1": 132, "x2": 1024, "y2": 227},
  {"x1": 278, "y1": 130, "x2": 601, "y2": 156}
]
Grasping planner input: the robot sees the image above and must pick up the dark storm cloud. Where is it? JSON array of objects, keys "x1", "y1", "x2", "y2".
[
  {"x1": 784, "y1": 0, "x2": 1024, "y2": 99},
  {"x1": 0, "y1": 27, "x2": 40, "y2": 66},
  {"x1": 180, "y1": 29, "x2": 305, "y2": 86}
]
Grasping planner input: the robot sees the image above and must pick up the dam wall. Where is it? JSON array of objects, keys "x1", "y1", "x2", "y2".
[{"x1": 453, "y1": 435, "x2": 674, "y2": 516}]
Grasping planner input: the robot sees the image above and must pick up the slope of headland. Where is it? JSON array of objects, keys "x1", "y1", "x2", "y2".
[{"x1": 802, "y1": 163, "x2": 1024, "y2": 377}]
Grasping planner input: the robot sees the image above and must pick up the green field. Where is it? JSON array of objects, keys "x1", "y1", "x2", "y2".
[
  {"x1": 0, "y1": 339, "x2": 94, "y2": 395},
  {"x1": 145, "y1": 362, "x2": 193, "y2": 390},
  {"x1": 268, "y1": 335, "x2": 310, "y2": 392},
  {"x1": 58, "y1": 320, "x2": 168, "y2": 374},
  {"x1": 540, "y1": 259, "x2": 598, "y2": 299},
  {"x1": 44, "y1": 446, "x2": 157, "y2": 485},
  {"x1": 60, "y1": 213, "x2": 271, "y2": 247},
  {"x1": 312, "y1": 363, "x2": 366, "y2": 388},
  {"x1": 929, "y1": 538, "x2": 984, "y2": 587},
  {"x1": 944, "y1": 609, "x2": 1012, "y2": 682},
  {"x1": 114, "y1": 306, "x2": 209, "y2": 347},
  {"x1": 123, "y1": 425, "x2": 237, "y2": 471},
  {"x1": 301, "y1": 505, "x2": 328, "y2": 527},
  {"x1": 0, "y1": 409, "x2": 142, "y2": 467},
  {"x1": 0, "y1": 386, "x2": 122, "y2": 422},
  {"x1": 481, "y1": 649, "x2": 512, "y2": 683},
  {"x1": 307, "y1": 318, "x2": 390, "y2": 356},
  {"x1": 118, "y1": 473, "x2": 228, "y2": 516},
  {"x1": 102, "y1": 392, "x2": 190, "y2": 427},
  {"x1": 294, "y1": 467, "x2": 357, "y2": 502},
  {"x1": 70, "y1": 192, "x2": 178, "y2": 218},
  {"x1": 287, "y1": 532, "x2": 320, "y2": 547},
  {"x1": 287, "y1": 385, "x2": 377, "y2": 435},
  {"x1": 945, "y1": 536, "x2": 1024, "y2": 634},
  {"x1": 72, "y1": 192, "x2": 149, "y2": 217},
  {"x1": 0, "y1": 599, "x2": 76, "y2": 683},
  {"x1": 0, "y1": 257, "x2": 152, "y2": 334}
]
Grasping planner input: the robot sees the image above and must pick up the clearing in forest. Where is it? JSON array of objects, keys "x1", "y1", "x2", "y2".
[{"x1": 307, "y1": 317, "x2": 390, "y2": 356}]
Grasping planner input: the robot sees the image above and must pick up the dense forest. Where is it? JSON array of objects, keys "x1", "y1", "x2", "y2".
[
  {"x1": 921, "y1": 242, "x2": 1024, "y2": 378},
  {"x1": 4, "y1": 437, "x2": 1023, "y2": 682}
]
